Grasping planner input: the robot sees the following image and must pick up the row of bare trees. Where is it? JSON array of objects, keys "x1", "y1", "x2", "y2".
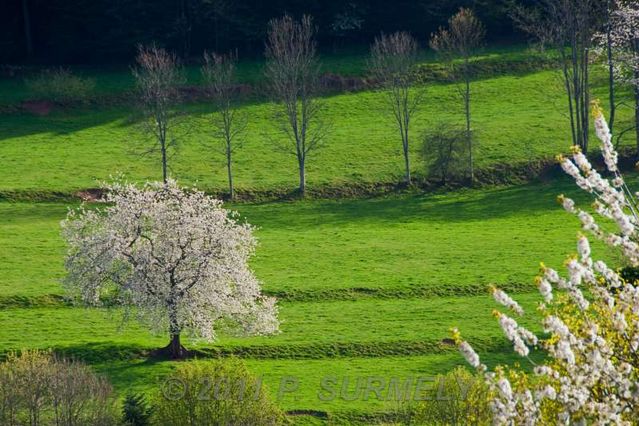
[
  {"x1": 133, "y1": 15, "x2": 324, "y2": 198},
  {"x1": 132, "y1": 9, "x2": 486, "y2": 196},
  {"x1": 118, "y1": 2, "x2": 639, "y2": 199},
  {"x1": 369, "y1": 9, "x2": 485, "y2": 185}
]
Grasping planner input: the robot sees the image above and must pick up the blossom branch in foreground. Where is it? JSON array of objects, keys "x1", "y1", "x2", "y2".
[{"x1": 455, "y1": 106, "x2": 639, "y2": 425}]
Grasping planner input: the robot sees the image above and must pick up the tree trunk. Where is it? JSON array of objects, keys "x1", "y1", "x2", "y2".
[
  {"x1": 161, "y1": 299, "x2": 187, "y2": 359},
  {"x1": 298, "y1": 157, "x2": 306, "y2": 197},
  {"x1": 21, "y1": 0, "x2": 33, "y2": 58},
  {"x1": 161, "y1": 142, "x2": 168, "y2": 184},
  {"x1": 158, "y1": 118, "x2": 169, "y2": 184},
  {"x1": 169, "y1": 333, "x2": 184, "y2": 359},
  {"x1": 227, "y1": 154, "x2": 234, "y2": 200},
  {"x1": 465, "y1": 74, "x2": 473, "y2": 183},
  {"x1": 403, "y1": 139, "x2": 411, "y2": 185},
  {"x1": 152, "y1": 333, "x2": 188, "y2": 359},
  {"x1": 582, "y1": 49, "x2": 590, "y2": 154},
  {"x1": 404, "y1": 102, "x2": 411, "y2": 186},
  {"x1": 562, "y1": 58, "x2": 578, "y2": 149}
]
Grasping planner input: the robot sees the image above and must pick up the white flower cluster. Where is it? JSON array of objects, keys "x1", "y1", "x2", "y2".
[
  {"x1": 62, "y1": 179, "x2": 279, "y2": 342},
  {"x1": 451, "y1": 327, "x2": 486, "y2": 372},
  {"x1": 457, "y1": 109, "x2": 639, "y2": 425},
  {"x1": 558, "y1": 106, "x2": 639, "y2": 263},
  {"x1": 492, "y1": 287, "x2": 524, "y2": 316},
  {"x1": 495, "y1": 311, "x2": 537, "y2": 357}
]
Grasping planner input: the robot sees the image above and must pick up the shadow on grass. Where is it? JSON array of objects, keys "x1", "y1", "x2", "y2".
[
  {"x1": 0, "y1": 174, "x2": 602, "y2": 229},
  {"x1": 237, "y1": 175, "x2": 596, "y2": 229}
]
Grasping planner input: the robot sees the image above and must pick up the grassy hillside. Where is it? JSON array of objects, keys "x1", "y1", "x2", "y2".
[
  {"x1": 0, "y1": 175, "x2": 616, "y2": 419},
  {"x1": 0, "y1": 45, "x2": 629, "y2": 422},
  {"x1": 0, "y1": 293, "x2": 543, "y2": 354},
  {"x1": 0, "y1": 48, "x2": 633, "y2": 195},
  {"x1": 0, "y1": 176, "x2": 611, "y2": 298}
]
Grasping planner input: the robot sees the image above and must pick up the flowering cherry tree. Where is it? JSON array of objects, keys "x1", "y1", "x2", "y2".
[
  {"x1": 608, "y1": 0, "x2": 639, "y2": 85},
  {"x1": 598, "y1": 0, "x2": 639, "y2": 152},
  {"x1": 454, "y1": 103, "x2": 639, "y2": 424},
  {"x1": 62, "y1": 180, "x2": 279, "y2": 359}
]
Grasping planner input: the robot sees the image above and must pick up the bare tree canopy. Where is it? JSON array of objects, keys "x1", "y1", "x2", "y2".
[
  {"x1": 512, "y1": 0, "x2": 606, "y2": 153},
  {"x1": 430, "y1": 8, "x2": 485, "y2": 183},
  {"x1": 202, "y1": 51, "x2": 247, "y2": 200},
  {"x1": 133, "y1": 44, "x2": 183, "y2": 183},
  {"x1": 264, "y1": 14, "x2": 327, "y2": 197},
  {"x1": 430, "y1": 8, "x2": 485, "y2": 62},
  {"x1": 369, "y1": 31, "x2": 422, "y2": 185}
]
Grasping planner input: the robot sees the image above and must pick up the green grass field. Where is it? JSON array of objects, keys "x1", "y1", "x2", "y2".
[
  {"x1": 0, "y1": 45, "x2": 631, "y2": 422},
  {"x1": 0, "y1": 176, "x2": 617, "y2": 419},
  {"x1": 0, "y1": 46, "x2": 634, "y2": 196},
  {"x1": 0, "y1": 177, "x2": 611, "y2": 298}
]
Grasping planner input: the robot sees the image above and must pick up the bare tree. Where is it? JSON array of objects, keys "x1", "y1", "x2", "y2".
[
  {"x1": 512, "y1": 0, "x2": 605, "y2": 153},
  {"x1": 265, "y1": 15, "x2": 327, "y2": 197},
  {"x1": 369, "y1": 32, "x2": 422, "y2": 185},
  {"x1": 430, "y1": 8, "x2": 485, "y2": 183},
  {"x1": 202, "y1": 51, "x2": 247, "y2": 200},
  {"x1": 133, "y1": 45, "x2": 183, "y2": 183}
]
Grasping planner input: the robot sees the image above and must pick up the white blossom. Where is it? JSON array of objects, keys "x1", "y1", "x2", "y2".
[
  {"x1": 537, "y1": 276, "x2": 554, "y2": 302},
  {"x1": 453, "y1": 103, "x2": 639, "y2": 425},
  {"x1": 459, "y1": 341, "x2": 481, "y2": 369},
  {"x1": 577, "y1": 235, "x2": 591, "y2": 261},
  {"x1": 492, "y1": 287, "x2": 524, "y2": 316},
  {"x1": 536, "y1": 385, "x2": 557, "y2": 401},
  {"x1": 62, "y1": 180, "x2": 279, "y2": 354}
]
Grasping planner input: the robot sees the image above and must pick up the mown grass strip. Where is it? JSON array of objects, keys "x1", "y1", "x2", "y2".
[
  {"x1": 195, "y1": 338, "x2": 512, "y2": 360},
  {"x1": 265, "y1": 281, "x2": 533, "y2": 302},
  {"x1": 0, "y1": 293, "x2": 66, "y2": 309},
  {"x1": 1, "y1": 177, "x2": 615, "y2": 298},
  {"x1": 0, "y1": 281, "x2": 534, "y2": 309},
  {"x1": 1, "y1": 337, "x2": 512, "y2": 364}
]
